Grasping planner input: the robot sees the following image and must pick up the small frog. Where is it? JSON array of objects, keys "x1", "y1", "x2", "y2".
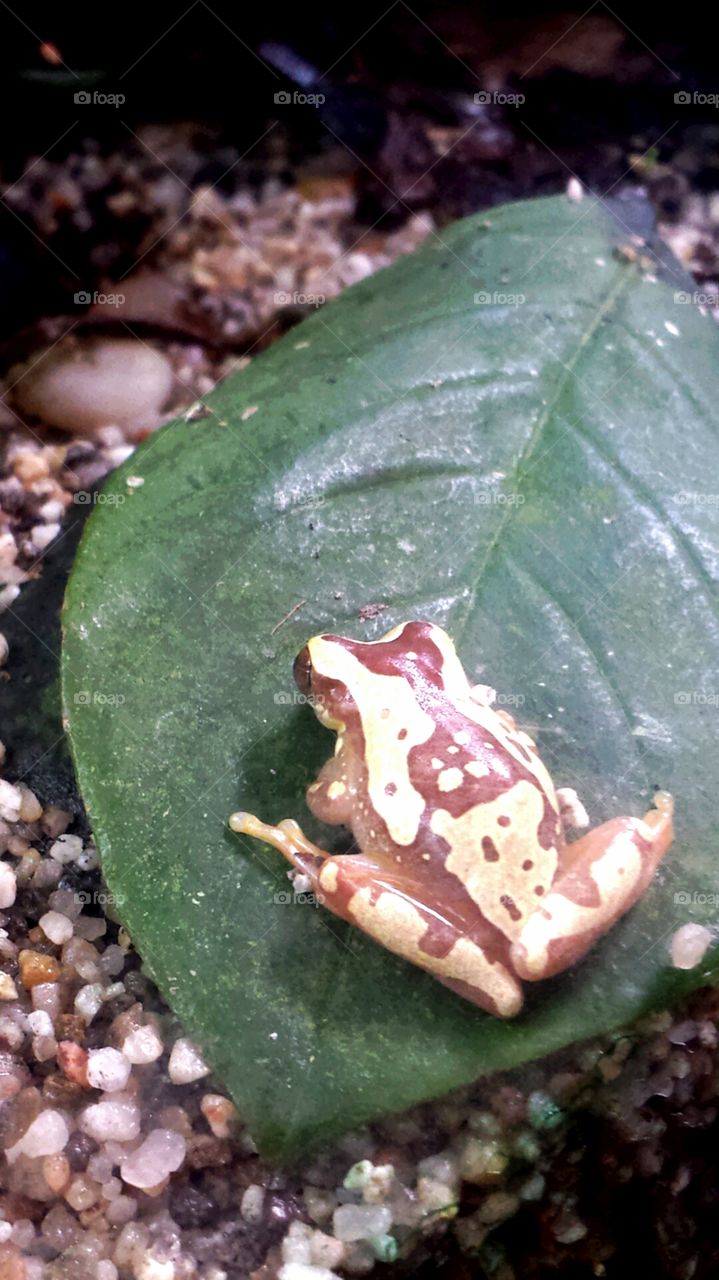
[{"x1": 230, "y1": 621, "x2": 673, "y2": 1016}]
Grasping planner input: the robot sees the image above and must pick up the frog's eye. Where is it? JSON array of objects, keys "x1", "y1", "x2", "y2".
[{"x1": 293, "y1": 644, "x2": 313, "y2": 694}]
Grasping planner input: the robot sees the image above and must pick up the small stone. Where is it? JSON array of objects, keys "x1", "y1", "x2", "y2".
[
  {"x1": 168, "y1": 1037, "x2": 210, "y2": 1084},
  {"x1": 121, "y1": 1024, "x2": 163, "y2": 1064},
  {"x1": 199, "y1": 1093, "x2": 236, "y2": 1137},
  {"x1": 671, "y1": 923, "x2": 712, "y2": 969},
  {"x1": 49, "y1": 834, "x2": 83, "y2": 864},
  {"x1": 39, "y1": 911, "x2": 74, "y2": 945},
  {"x1": 120, "y1": 1128, "x2": 186, "y2": 1189},
  {"x1": 332, "y1": 1204, "x2": 392, "y2": 1242},
  {"x1": 279, "y1": 1267, "x2": 342, "y2": 1280},
  {"x1": 27, "y1": 1010, "x2": 53, "y2": 1036},
  {"x1": 0, "y1": 973, "x2": 18, "y2": 1000},
  {"x1": 527, "y1": 1090, "x2": 565, "y2": 1130},
  {"x1": 0, "y1": 781, "x2": 22, "y2": 823},
  {"x1": 86, "y1": 1047, "x2": 131, "y2": 1092},
  {"x1": 74, "y1": 983, "x2": 104, "y2": 1022},
  {"x1": 16, "y1": 786, "x2": 42, "y2": 823},
  {"x1": 0, "y1": 860, "x2": 15, "y2": 911},
  {"x1": 80, "y1": 1094, "x2": 141, "y2": 1142},
  {"x1": 18, "y1": 950, "x2": 61, "y2": 988},
  {"x1": 0, "y1": 634, "x2": 8, "y2": 666},
  {"x1": 57, "y1": 1041, "x2": 89, "y2": 1086},
  {"x1": 240, "y1": 1184, "x2": 265, "y2": 1223},
  {"x1": 460, "y1": 1137, "x2": 507, "y2": 1185},
  {"x1": 65, "y1": 1173, "x2": 99, "y2": 1211},
  {"x1": 5, "y1": 1108, "x2": 70, "y2": 1163},
  {"x1": 42, "y1": 1152, "x2": 70, "y2": 1193}
]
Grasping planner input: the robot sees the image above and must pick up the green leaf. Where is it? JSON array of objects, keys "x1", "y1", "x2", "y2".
[{"x1": 62, "y1": 194, "x2": 719, "y2": 1160}]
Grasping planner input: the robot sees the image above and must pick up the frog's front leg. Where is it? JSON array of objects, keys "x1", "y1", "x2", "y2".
[
  {"x1": 229, "y1": 811, "x2": 333, "y2": 880},
  {"x1": 510, "y1": 791, "x2": 673, "y2": 982}
]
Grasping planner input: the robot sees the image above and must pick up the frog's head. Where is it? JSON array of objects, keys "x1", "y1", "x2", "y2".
[{"x1": 293, "y1": 620, "x2": 470, "y2": 734}]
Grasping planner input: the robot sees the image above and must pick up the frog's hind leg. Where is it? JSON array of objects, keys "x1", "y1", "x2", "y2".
[
  {"x1": 229, "y1": 812, "x2": 332, "y2": 881},
  {"x1": 510, "y1": 791, "x2": 673, "y2": 982}
]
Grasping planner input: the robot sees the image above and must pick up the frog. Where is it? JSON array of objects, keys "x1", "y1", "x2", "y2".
[{"x1": 230, "y1": 620, "x2": 673, "y2": 1017}]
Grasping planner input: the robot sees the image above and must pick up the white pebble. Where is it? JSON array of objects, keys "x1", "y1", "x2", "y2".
[
  {"x1": 17, "y1": 784, "x2": 43, "y2": 821},
  {"x1": 122, "y1": 1024, "x2": 164, "y2": 1064},
  {"x1": 0, "y1": 780, "x2": 22, "y2": 822},
  {"x1": 0, "y1": 1222, "x2": 11, "y2": 1243},
  {"x1": 87, "y1": 1047, "x2": 132, "y2": 1092},
  {"x1": 39, "y1": 910, "x2": 74, "y2": 945},
  {"x1": 0, "y1": 861, "x2": 17, "y2": 908},
  {"x1": 332, "y1": 1204, "x2": 392, "y2": 1242},
  {"x1": 27, "y1": 1010, "x2": 53, "y2": 1036},
  {"x1": 120, "y1": 1128, "x2": 186, "y2": 1188},
  {"x1": 49, "y1": 834, "x2": 83, "y2": 864},
  {"x1": 11, "y1": 337, "x2": 175, "y2": 435},
  {"x1": 168, "y1": 1036, "x2": 210, "y2": 1083},
  {"x1": 74, "y1": 983, "x2": 105, "y2": 1022},
  {"x1": 671, "y1": 923, "x2": 713, "y2": 969},
  {"x1": 81, "y1": 1094, "x2": 141, "y2": 1142},
  {"x1": 0, "y1": 633, "x2": 8, "y2": 665},
  {"x1": 241, "y1": 1184, "x2": 265, "y2": 1223},
  {"x1": 97, "y1": 1263, "x2": 118, "y2": 1280},
  {"x1": 0, "y1": 972, "x2": 18, "y2": 1000},
  {"x1": 6, "y1": 1109, "x2": 69, "y2": 1163},
  {"x1": 30, "y1": 522, "x2": 61, "y2": 551},
  {"x1": 48, "y1": 887, "x2": 82, "y2": 919}
]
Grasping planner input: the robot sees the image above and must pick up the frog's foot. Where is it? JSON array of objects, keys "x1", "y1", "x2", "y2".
[
  {"x1": 315, "y1": 853, "x2": 524, "y2": 1018},
  {"x1": 510, "y1": 791, "x2": 674, "y2": 982},
  {"x1": 556, "y1": 786, "x2": 590, "y2": 831},
  {"x1": 229, "y1": 812, "x2": 331, "y2": 880}
]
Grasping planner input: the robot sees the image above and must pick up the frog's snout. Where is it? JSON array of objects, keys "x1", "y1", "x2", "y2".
[{"x1": 293, "y1": 644, "x2": 313, "y2": 694}]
